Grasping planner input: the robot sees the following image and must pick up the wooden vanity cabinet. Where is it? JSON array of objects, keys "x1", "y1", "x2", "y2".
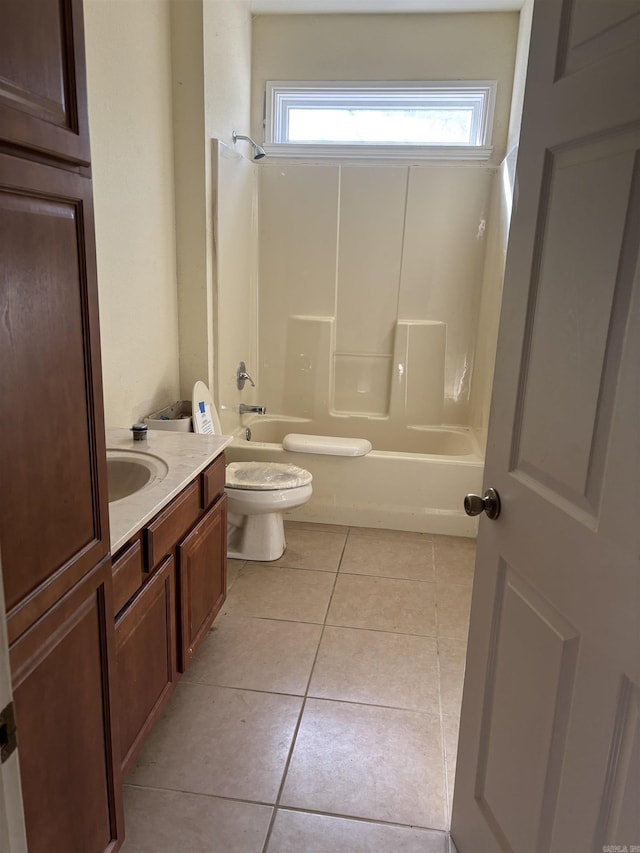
[
  {"x1": 115, "y1": 556, "x2": 177, "y2": 775},
  {"x1": 113, "y1": 454, "x2": 227, "y2": 770},
  {"x1": 178, "y1": 493, "x2": 227, "y2": 672}
]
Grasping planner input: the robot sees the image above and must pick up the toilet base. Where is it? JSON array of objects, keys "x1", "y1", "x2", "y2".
[{"x1": 227, "y1": 510, "x2": 287, "y2": 562}]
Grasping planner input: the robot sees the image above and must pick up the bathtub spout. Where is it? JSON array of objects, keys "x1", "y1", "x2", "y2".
[{"x1": 239, "y1": 404, "x2": 267, "y2": 415}]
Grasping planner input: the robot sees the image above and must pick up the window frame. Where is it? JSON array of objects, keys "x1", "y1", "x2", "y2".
[{"x1": 264, "y1": 80, "x2": 497, "y2": 161}]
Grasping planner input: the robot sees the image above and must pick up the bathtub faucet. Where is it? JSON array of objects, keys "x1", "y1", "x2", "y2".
[{"x1": 239, "y1": 404, "x2": 267, "y2": 415}]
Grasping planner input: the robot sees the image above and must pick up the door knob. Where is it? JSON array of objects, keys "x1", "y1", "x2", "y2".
[{"x1": 464, "y1": 487, "x2": 501, "y2": 520}]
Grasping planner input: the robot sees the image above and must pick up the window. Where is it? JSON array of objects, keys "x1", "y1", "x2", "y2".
[{"x1": 264, "y1": 81, "x2": 496, "y2": 160}]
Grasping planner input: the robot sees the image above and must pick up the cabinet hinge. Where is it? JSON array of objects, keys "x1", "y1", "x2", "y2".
[{"x1": 0, "y1": 701, "x2": 18, "y2": 763}]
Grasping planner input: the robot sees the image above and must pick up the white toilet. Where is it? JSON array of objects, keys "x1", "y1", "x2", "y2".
[{"x1": 192, "y1": 382, "x2": 313, "y2": 561}]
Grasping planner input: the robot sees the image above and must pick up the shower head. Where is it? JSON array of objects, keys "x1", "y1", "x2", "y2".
[{"x1": 232, "y1": 131, "x2": 266, "y2": 160}]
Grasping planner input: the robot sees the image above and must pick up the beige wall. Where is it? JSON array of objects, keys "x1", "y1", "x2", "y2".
[
  {"x1": 202, "y1": 0, "x2": 257, "y2": 425},
  {"x1": 85, "y1": 0, "x2": 181, "y2": 428},
  {"x1": 252, "y1": 12, "x2": 519, "y2": 165},
  {"x1": 507, "y1": 0, "x2": 534, "y2": 152},
  {"x1": 170, "y1": 0, "x2": 210, "y2": 400},
  {"x1": 85, "y1": 0, "x2": 254, "y2": 429},
  {"x1": 172, "y1": 0, "x2": 254, "y2": 411}
]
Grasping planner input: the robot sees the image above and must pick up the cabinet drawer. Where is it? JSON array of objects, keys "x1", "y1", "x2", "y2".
[
  {"x1": 115, "y1": 556, "x2": 177, "y2": 774},
  {"x1": 145, "y1": 481, "x2": 200, "y2": 571},
  {"x1": 201, "y1": 453, "x2": 226, "y2": 510},
  {"x1": 112, "y1": 537, "x2": 143, "y2": 616}
]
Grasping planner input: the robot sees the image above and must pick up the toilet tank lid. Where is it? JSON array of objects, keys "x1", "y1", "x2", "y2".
[
  {"x1": 283, "y1": 433, "x2": 372, "y2": 457},
  {"x1": 226, "y1": 461, "x2": 312, "y2": 490}
]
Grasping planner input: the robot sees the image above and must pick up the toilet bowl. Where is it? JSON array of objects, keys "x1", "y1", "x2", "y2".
[{"x1": 192, "y1": 382, "x2": 313, "y2": 561}]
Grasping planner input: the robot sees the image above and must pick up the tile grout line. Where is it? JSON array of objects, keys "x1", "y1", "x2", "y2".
[
  {"x1": 214, "y1": 609, "x2": 444, "y2": 638},
  {"x1": 264, "y1": 803, "x2": 452, "y2": 835},
  {"x1": 260, "y1": 527, "x2": 352, "y2": 853},
  {"x1": 125, "y1": 527, "x2": 470, "y2": 850},
  {"x1": 433, "y1": 538, "x2": 453, "y2": 833},
  {"x1": 226, "y1": 528, "x2": 460, "y2": 841}
]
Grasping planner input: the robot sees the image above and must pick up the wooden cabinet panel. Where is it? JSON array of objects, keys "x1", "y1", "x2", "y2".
[
  {"x1": 10, "y1": 557, "x2": 123, "y2": 853},
  {"x1": 145, "y1": 481, "x2": 200, "y2": 571},
  {"x1": 201, "y1": 454, "x2": 226, "y2": 510},
  {"x1": 115, "y1": 556, "x2": 177, "y2": 775},
  {"x1": 112, "y1": 537, "x2": 143, "y2": 617},
  {"x1": 177, "y1": 495, "x2": 227, "y2": 672},
  {"x1": 0, "y1": 0, "x2": 91, "y2": 166},
  {"x1": 0, "y1": 153, "x2": 108, "y2": 643}
]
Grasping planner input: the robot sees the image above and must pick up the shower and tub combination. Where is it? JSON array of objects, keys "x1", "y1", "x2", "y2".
[
  {"x1": 226, "y1": 328, "x2": 484, "y2": 538},
  {"x1": 226, "y1": 413, "x2": 483, "y2": 536},
  {"x1": 214, "y1": 142, "x2": 510, "y2": 538}
]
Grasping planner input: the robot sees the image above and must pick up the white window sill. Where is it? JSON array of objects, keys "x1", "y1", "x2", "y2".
[{"x1": 261, "y1": 143, "x2": 493, "y2": 163}]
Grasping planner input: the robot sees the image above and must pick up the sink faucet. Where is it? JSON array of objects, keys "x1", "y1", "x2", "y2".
[{"x1": 239, "y1": 404, "x2": 267, "y2": 415}]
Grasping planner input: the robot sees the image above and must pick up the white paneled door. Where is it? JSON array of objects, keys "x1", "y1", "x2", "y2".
[{"x1": 451, "y1": 1, "x2": 640, "y2": 851}]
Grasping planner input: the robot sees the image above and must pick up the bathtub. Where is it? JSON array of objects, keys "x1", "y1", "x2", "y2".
[{"x1": 225, "y1": 415, "x2": 484, "y2": 537}]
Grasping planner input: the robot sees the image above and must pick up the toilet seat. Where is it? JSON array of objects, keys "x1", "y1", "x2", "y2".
[
  {"x1": 192, "y1": 380, "x2": 313, "y2": 560},
  {"x1": 226, "y1": 461, "x2": 312, "y2": 491}
]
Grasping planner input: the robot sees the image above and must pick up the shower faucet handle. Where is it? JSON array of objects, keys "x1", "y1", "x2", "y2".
[{"x1": 236, "y1": 361, "x2": 256, "y2": 390}]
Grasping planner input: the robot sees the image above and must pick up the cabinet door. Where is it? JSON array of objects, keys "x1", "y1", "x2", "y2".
[
  {"x1": 0, "y1": 153, "x2": 109, "y2": 644},
  {"x1": 9, "y1": 557, "x2": 123, "y2": 853},
  {"x1": 0, "y1": 0, "x2": 91, "y2": 167},
  {"x1": 177, "y1": 495, "x2": 227, "y2": 672},
  {"x1": 115, "y1": 557, "x2": 177, "y2": 775}
]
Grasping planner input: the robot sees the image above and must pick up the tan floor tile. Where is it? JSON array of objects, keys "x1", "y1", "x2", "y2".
[
  {"x1": 327, "y1": 574, "x2": 436, "y2": 636},
  {"x1": 272, "y1": 527, "x2": 346, "y2": 571},
  {"x1": 442, "y1": 714, "x2": 461, "y2": 823},
  {"x1": 280, "y1": 698, "x2": 447, "y2": 829},
  {"x1": 438, "y1": 637, "x2": 467, "y2": 716},
  {"x1": 436, "y1": 582, "x2": 472, "y2": 640},
  {"x1": 227, "y1": 558, "x2": 245, "y2": 591},
  {"x1": 348, "y1": 526, "x2": 433, "y2": 543},
  {"x1": 127, "y1": 683, "x2": 302, "y2": 803},
  {"x1": 184, "y1": 615, "x2": 322, "y2": 695},
  {"x1": 222, "y1": 564, "x2": 335, "y2": 624},
  {"x1": 309, "y1": 626, "x2": 439, "y2": 712},
  {"x1": 121, "y1": 786, "x2": 271, "y2": 853},
  {"x1": 340, "y1": 536, "x2": 434, "y2": 581},
  {"x1": 433, "y1": 536, "x2": 476, "y2": 587},
  {"x1": 285, "y1": 520, "x2": 350, "y2": 535},
  {"x1": 268, "y1": 810, "x2": 448, "y2": 853}
]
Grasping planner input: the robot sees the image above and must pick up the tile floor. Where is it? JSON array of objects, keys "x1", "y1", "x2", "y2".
[{"x1": 121, "y1": 522, "x2": 475, "y2": 853}]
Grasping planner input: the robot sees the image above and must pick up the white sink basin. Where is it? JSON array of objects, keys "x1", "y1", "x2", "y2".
[{"x1": 106, "y1": 449, "x2": 169, "y2": 502}]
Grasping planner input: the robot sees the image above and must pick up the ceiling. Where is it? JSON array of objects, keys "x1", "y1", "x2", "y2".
[{"x1": 249, "y1": 0, "x2": 523, "y2": 14}]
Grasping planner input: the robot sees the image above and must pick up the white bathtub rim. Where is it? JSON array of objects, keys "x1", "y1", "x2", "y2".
[
  {"x1": 233, "y1": 417, "x2": 483, "y2": 461},
  {"x1": 285, "y1": 503, "x2": 479, "y2": 538},
  {"x1": 232, "y1": 434, "x2": 483, "y2": 463}
]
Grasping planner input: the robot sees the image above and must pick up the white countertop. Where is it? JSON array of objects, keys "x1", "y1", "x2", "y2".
[{"x1": 106, "y1": 428, "x2": 233, "y2": 554}]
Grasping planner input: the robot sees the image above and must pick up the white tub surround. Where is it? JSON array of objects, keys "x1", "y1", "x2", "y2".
[
  {"x1": 256, "y1": 162, "x2": 493, "y2": 427},
  {"x1": 227, "y1": 416, "x2": 483, "y2": 537},
  {"x1": 106, "y1": 428, "x2": 232, "y2": 553}
]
